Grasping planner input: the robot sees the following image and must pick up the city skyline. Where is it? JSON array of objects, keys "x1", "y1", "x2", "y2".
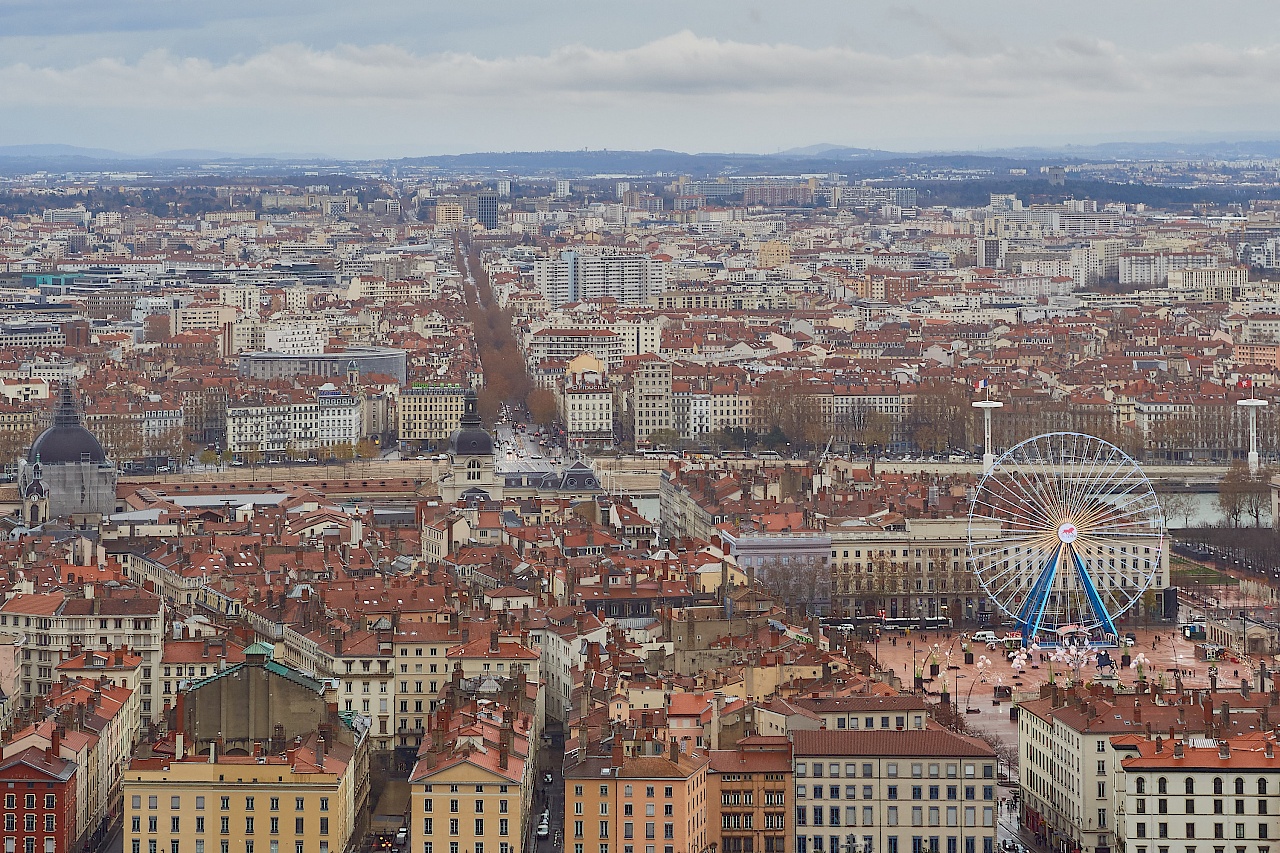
[{"x1": 4, "y1": 1, "x2": 1280, "y2": 157}]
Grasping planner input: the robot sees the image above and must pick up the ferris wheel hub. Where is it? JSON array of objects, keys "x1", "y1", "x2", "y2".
[{"x1": 1056, "y1": 521, "x2": 1079, "y2": 544}]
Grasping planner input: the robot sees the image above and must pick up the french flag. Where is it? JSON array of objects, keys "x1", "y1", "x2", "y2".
[{"x1": 975, "y1": 379, "x2": 988, "y2": 390}]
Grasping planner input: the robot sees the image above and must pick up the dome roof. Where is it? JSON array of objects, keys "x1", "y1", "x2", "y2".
[
  {"x1": 449, "y1": 389, "x2": 493, "y2": 457},
  {"x1": 28, "y1": 386, "x2": 108, "y2": 465}
]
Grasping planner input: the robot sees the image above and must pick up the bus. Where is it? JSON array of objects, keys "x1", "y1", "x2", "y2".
[
  {"x1": 639, "y1": 448, "x2": 682, "y2": 459},
  {"x1": 882, "y1": 616, "x2": 953, "y2": 632}
]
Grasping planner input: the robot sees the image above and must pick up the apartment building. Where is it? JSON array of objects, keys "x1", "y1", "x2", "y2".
[
  {"x1": 225, "y1": 391, "x2": 363, "y2": 459},
  {"x1": 525, "y1": 329, "x2": 625, "y2": 370},
  {"x1": 0, "y1": 590, "x2": 165, "y2": 722},
  {"x1": 561, "y1": 380, "x2": 614, "y2": 449},
  {"x1": 0, "y1": 743, "x2": 77, "y2": 853},
  {"x1": 445, "y1": 633, "x2": 542, "y2": 727},
  {"x1": 1119, "y1": 253, "x2": 1220, "y2": 288},
  {"x1": 1013, "y1": 686, "x2": 1269, "y2": 853},
  {"x1": 624, "y1": 356, "x2": 673, "y2": 447},
  {"x1": 399, "y1": 386, "x2": 467, "y2": 448},
  {"x1": 1113, "y1": 734, "x2": 1280, "y2": 853},
  {"x1": 15, "y1": 678, "x2": 140, "y2": 852},
  {"x1": 123, "y1": 738, "x2": 357, "y2": 853},
  {"x1": 263, "y1": 321, "x2": 327, "y2": 355},
  {"x1": 827, "y1": 519, "x2": 992, "y2": 625},
  {"x1": 791, "y1": 730, "x2": 999, "y2": 853},
  {"x1": 707, "y1": 737, "x2": 793, "y2": 853},
  {"x1": 408, "y1": 704, "x2": 532, "y2": 853},
  {"x1": 534, "y1": 252, "x2": 665, "y2": 307},
  {"x1": 562, "y1": 741, "x2": 711, "y2": 853}
]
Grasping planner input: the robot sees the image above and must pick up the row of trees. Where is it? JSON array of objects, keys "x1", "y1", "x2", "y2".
[{"x1": 461, "y1": 240, "x2": 544, "y2": 422}]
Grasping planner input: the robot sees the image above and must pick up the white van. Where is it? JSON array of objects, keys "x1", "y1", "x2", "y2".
[{"x1": 970, "y1": 630, "x2": 998, "y2": 644}]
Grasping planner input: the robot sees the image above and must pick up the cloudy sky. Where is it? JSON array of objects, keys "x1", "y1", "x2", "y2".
[{"x1": 2, "y1": 0, "x2": 1279, "y2": 158}]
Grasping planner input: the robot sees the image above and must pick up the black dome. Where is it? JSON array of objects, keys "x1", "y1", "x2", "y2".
[
  {"x1": 449, "y1": 389, "x2": 493, "y2": 457},
  {"x1": 28, "y1": 385, "x2": 108, "y2": 465}
]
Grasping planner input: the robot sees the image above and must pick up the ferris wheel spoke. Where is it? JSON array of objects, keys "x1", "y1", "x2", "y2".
[
  {"x1": 969, "y1": 493, "x2": 1058, "y2": 535},
  {"x1": 968, "y1": 499, "x2": 1050, "y2": 533},
  {"x1": 978, "y1": 473, "x2": 1059, "y2": 530},
  {"x1": 967, "y1": 527, "x2": 1059, "y2": 548},
  {"x1": 1018, "y1": 445, "x2": 1068, "y2": 523},
  {"x1": 980, "y1": 554, "x2": 1050, "y2": 606},
  {"x1": 1065, "y1": 444, "x2": 1136, "y2": 520},
  {"x1": 1065, "y1": 438, "x2": 1123, "y2": 522},
  {"x1": 996, "y1": 468, "x2": 1063, "y2": 531},
  {"x1": 1072, "y1": 486, "x2": 1158, "y2": 532}
]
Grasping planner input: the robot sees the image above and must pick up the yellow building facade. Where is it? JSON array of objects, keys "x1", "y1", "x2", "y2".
[{"x1": 123, "y1": 742, "x2": 357, "y2": 853}]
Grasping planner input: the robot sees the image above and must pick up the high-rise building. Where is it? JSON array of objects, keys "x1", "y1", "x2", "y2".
[
  {"x1": 533, "y1": 251, "x2": 665, "y2": 307},
  {"x1": 477, "y1": 191, "x2": 500, "y2": 229},
  {"x1": 496, "y1": 179, "x2": 512, "y2": 197},
  {"x1": 616, "y1": 181, "x2": 631, "y2": 199},
  {"x1": 554, "y1": 180, "x2": 571, "y2": 198}
]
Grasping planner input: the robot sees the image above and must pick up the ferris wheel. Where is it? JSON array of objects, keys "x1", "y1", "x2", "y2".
[{"x1": 967, "y1": 432, "x2": 1165, "y2": 645}]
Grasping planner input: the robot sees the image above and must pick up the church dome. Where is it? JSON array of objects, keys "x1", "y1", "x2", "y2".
[
  {"x1": 28, "y1": 385, "x2": 107, "y2": 465},
  {"x1": 449, "y1": 389, "x2": 493, "y2": 456}
]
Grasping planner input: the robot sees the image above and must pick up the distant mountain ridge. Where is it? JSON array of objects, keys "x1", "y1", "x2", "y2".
[{"x1": 3, "y1": 141, "x2": 1280, "y2": 176}]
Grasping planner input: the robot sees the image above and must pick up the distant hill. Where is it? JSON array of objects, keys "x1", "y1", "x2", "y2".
[
  {"x1": 2, "y1": 140, "x2": 1280, "y2": 177},
  {"x1": 0, "y1": 143, "x2": 129, "y2": 159}
]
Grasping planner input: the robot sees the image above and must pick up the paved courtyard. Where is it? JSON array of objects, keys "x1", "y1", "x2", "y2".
[{"x1": 855, "y1": 623, "x2": 1261, "y2": 753}]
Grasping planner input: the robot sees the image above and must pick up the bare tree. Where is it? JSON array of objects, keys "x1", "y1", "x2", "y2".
[
  {"x1": 1216, "y1": 463, "x2": 1249, "y2": 528},
  {"x1": 1243, "y1": 466, "x2": 1271, "y2": 528},
  {"x1": 757, "y1": 554, "x2": 830, "y2": 618},
  {"x1": 1158, "y1": 492, "x2": 1196, "y2": 529}
]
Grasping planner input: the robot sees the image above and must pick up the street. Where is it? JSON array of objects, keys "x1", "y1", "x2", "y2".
[{"x1": 530, "y1": 726, "x2": 565, "y2": 853}]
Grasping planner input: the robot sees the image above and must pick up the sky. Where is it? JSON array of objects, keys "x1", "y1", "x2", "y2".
[{"x1": 3, "y1": 0, "x2": 1280, "y2": 159}]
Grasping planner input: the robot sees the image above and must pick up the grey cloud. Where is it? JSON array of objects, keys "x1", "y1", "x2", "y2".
[{"x1": 1, "y1": 30, "x2": 1280, "y2": 155}]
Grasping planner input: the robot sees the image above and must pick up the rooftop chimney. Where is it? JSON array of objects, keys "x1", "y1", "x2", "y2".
[
  {"x1": 1173, "y1": 741, "x2": 1184, "y2": 759},
  {"x1": 1219, "y1": 741, "x2": 1231, "y2": 760}
]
